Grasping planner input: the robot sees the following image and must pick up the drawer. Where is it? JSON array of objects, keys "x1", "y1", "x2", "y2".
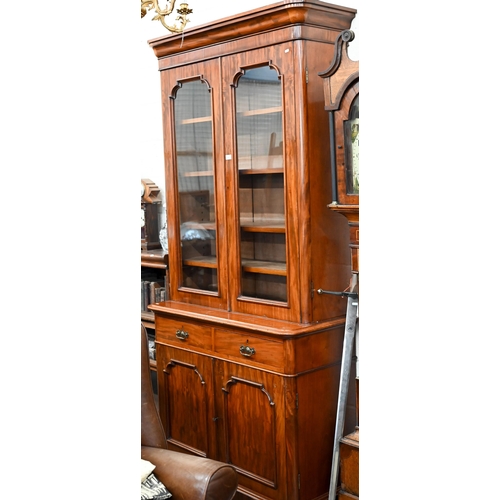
[
  {"x1": 214, "y1": 329, "x2": 284, "y2": 370},
  {"x1": 155, "y1": 317, "x2": 212, "y2": 350}
]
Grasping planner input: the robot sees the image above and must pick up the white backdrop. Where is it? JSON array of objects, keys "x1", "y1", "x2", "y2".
[{"x1": 3, "y1": 1, "x2": 498, "y2": 497}]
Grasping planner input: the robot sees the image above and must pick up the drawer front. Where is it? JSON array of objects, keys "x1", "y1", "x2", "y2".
[
  {"x1": 214, "y1": 329, "x2": 284, "y2": 370},
  {"x1": 155, "y1": 316, "x2": 212, "y2": 350}
]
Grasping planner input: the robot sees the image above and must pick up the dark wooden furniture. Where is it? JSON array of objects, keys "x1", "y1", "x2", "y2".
[
  {"x1": 141, "y1": 248, "x2": 169, "y2": 392},
  {"x1": 320, "y1": 27, "x2": 360, "y2": 500},
  {"x1": 319, "y1": 28, "x2": 359, "y2": 275},
  {"x1": 141, "y1": 248, "x2": 169, "y2": 330},
  {"x1": 147, "y1": 2, "x2": 358, "y2": 499},
  {"x1": 141, "y1": 323, "x2": 238, "y2": 500}
]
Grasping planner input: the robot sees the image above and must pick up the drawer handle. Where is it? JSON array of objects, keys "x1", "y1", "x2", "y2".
[
  {"x1": 240, "y1": 345, "x2": 256, "y2": 357},
  {"x1": 175, "y1": 329, "x2": 189, "y2": 341}
]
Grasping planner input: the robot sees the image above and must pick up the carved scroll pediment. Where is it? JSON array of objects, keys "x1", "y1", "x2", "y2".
[{"x1": 319, "y1": 30, "x2": 359, "y2": 111}]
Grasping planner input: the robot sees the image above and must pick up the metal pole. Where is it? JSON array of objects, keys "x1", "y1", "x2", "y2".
[{"x1": 328, "y1": 292, "x2": 358, "y2": 500}]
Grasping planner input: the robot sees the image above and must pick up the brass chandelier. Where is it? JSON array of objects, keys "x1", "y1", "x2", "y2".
[{"x1": 141, "y1": 0, "x2": 193, "y2": 33}]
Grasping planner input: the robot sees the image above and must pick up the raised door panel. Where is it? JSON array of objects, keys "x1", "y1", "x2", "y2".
[
  {"x1": 214, "y1": 359, "x2": 290, "y2": 500},
  {"x1": 156, "y1": 344, "x2": 217, "y2": 458},
  {"x1": 161, "y1": 59, "x2": 228, "y2": 311},
  {"x1": 221, "y1": 43, "x2": 301, "y2": 323}
]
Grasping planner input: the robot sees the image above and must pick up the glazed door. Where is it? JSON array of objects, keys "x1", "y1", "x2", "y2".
[
  {"x1": 222, "y1": 43, "x2": 301, "y2": 322},
  {"x1": 162, "y1": 59, "x2": 228, "y2": 310},
  {"x1": 156, "y1": 344, "x2": 218, "y2": 459},
  {"x1": 213, "y1": 359, "x2": 289, "y2": 500}
]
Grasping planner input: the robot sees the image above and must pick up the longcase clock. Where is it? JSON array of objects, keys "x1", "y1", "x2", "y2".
[{"x1": 320, "y1": 29, "x2": 359, "y2": 276}]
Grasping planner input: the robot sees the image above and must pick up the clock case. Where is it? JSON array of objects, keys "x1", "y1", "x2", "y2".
[
  {"x1": 141, "y1": 178, "x2": 162, "y2": 251},
  {"x1": 319, "y1": 29, "x2": 359, "y2": 209},
  {"x1": 319, "y1": 29, "x2": 359, "y2": 274}
]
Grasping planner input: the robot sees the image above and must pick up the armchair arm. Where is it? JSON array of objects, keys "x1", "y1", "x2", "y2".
[{"x1": 141, "y1": 446, "x2": 238, "y2": 500}]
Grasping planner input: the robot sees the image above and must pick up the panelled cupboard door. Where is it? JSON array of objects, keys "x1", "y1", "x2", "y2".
[
  {"x1": 213, "y1": 359, "x2": 289, "y2": 500},
  {"x1": 222, "y1": 43, "x2": 301, "y2": 323},
  {"x1": 155, "y1": 344, "x2": 218, "y2": 459},
  {"x1": 161, "y1": 59, "x2": 229, "y2": 311}
]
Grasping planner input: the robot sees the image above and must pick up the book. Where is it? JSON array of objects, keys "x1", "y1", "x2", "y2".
[
  {"x1": 149, "y1": 281, "x2": 161, "y2": 305},
  {"x1": 142, "y1": 280, "x2": 150, "y2": 311}
]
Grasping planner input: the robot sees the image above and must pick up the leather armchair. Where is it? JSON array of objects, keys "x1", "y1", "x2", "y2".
[{"x1": 141, "y1": 323, "x2": 238, "y2": 500}]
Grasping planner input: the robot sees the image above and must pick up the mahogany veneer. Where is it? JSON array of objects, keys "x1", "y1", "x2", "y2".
[{"x1": 147, "y1": 2, "x2": 358, "y2": 498}]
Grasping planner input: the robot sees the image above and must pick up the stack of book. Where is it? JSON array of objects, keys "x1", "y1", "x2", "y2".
[{"x1": 141, "y1": 272, "x2": 167, "y2": 312}]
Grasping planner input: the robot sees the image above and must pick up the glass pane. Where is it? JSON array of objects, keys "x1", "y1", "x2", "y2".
[
  {"x1": 235, "y1": 66, "x2": 287, "y2": 303},
  {"x1": 174, "y1": 79, "x2": 217, "y2": 292},
  {"x1": 344, "y1": 94, "x2": 359, "y2": 195}
]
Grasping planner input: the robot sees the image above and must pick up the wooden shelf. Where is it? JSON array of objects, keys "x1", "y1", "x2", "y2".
[
  {"x1": 141, "y1": 312, "x2": 155, "y2": 327},
  {"x1": 239, "y1": 167, "x2": 284, "y2": 175},
  {"x1": 180, "y1": 116, "x2": 211, "y2": 124},
  {"x1": 238, "y1": 106, "x2": 282, "y2": 117},
  {"x1": 241, "y1": 222, "x2": 285, "y2": 233},
  {"x1": 182, "y1": 170, "x2": 214, "y2": 177},
  {"x1": 183, "y1": 256, "x2": 217, "y2": 268},
  {"x1": 182, "y1": 221, "x2": 216, "y2": 231},
  {"x1": 141, "y1": 249, "x2": 168, "y2": 269},
  {"x1": 242, "y1": 259, "x2": 287, "y2": 276}
]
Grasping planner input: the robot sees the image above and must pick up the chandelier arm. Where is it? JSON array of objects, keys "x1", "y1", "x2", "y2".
[
  {"x1": 151, "y1": 0, "x2": 176, "y2": 17},
  {"x1": 141, "y1": 0, "x2": 192, "y2": 34},
  {"x1": 159, "y1": 15, "x2": 189, "y2": 33}
]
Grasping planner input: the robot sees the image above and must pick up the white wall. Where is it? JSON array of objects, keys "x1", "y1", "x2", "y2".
[{"x1": 137, "y1": 0, "x2": 359, "y2": 226}]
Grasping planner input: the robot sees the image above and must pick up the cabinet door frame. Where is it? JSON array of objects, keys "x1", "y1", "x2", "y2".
[
  {"x1": 156, "y1": 344, "x2": 219, "y2": 458},
  {"x1": 222, "y1": 43, "x2": 301, "y2": 323},
  {"x1": 214, "y1": 359, "x2": 290, "y2": 500},
  {"x1": 161, "y1": 59, "x2": 229, "y2": 310}
]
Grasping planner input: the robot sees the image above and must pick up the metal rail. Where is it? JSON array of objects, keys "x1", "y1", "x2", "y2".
[{"x1": 318, "y1": 275, "x2": 359, "y2": 500}]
